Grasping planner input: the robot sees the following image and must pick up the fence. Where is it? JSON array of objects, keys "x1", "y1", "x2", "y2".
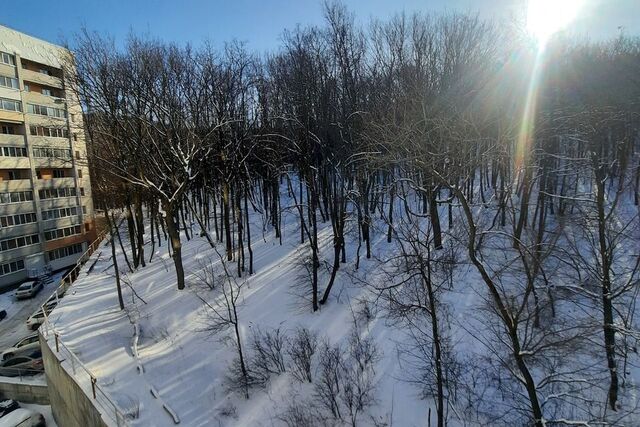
[{"x1": 39, "y1": 230, "x2": 132, "y2": 427}]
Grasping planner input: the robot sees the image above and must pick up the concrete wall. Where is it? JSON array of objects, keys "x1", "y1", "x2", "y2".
[
  {"x1": 40, "y1": 333, "x2": 108, "y2": 427},
  {"x1": 0, "y1": 379, "x2": 48, "y2": 404}
]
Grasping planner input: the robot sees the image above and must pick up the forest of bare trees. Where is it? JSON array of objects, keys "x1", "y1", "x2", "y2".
[{"x1": 64, "y1": 3, "x2": 640, "y2": 426}]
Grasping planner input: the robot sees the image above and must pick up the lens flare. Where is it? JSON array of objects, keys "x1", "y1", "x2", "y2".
[{"x1": 527, "y1": 0, "x2": 584, "y2": 43}]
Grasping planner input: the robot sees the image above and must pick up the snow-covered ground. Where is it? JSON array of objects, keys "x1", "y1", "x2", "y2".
[
  {"x1": 41, "y1": 189, "x2": 640, "y2": 426},
  {"x1": 19, "y1": 402, "x2": 58, "y2": 427},
  {"x1": 0, "y1": 271, "x2": 65, "y2": 351},
  {"x1": 44, "y1": 206, "x2": 442, "y2": 426}
]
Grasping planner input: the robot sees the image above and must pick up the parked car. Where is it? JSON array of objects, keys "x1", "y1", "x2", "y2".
[
  {"x1": 14, "y1": 281, "x2": 42, "y2": 300},
  {"x1": 1, "y1": 334, "x2": 40, "y2": 361},
  {"x1": 0, "y1": 400, "x2": 20, "y2": 418},
  {"x1": 0, "y1": 408, "x2": 46, "y2": 427},
  {"x1": 0, "y1": 352, "x2": 43, "y2": 377},
  {"x1": 26, "y1": 301, "x2": 57, "y2": 331},
  {"x1": 0, "y1": 310, "x2": 6, "y2": 321}
]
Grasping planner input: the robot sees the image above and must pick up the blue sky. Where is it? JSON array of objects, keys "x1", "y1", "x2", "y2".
[{"x1": 2, "y1": 0, "x2": 638, "y2": 52}]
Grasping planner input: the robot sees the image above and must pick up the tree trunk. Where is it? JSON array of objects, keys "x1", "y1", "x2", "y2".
[{"x1": 164, "y1": 203, "x2": 185, "y2": 290}]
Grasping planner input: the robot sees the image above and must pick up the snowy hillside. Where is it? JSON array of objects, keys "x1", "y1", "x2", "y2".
[
  {"x1": 45, "y1": 203, "x2": 439, "y2": 426},
  {"x1": 42, "y1": 175, "x2": 640, "y2": 427}
]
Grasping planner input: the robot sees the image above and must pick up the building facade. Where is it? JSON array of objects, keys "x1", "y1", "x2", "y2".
[{"x1": 0, "y1": 25, "x2": 95, "y2": 287}]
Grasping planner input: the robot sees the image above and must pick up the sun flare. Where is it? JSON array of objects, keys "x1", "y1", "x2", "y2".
[{"x1": 527, "y1": 0, "x2": 584, "y2": 43}]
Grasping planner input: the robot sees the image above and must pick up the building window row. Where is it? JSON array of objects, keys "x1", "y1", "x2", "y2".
[
  {"x1": 30, "y1": 125, "x2": 69, "y2": 139},
  {"x1": 32, "y1": 146, "x2": 71, "y2": 159},
  {"x1": 26, "y1": 103, "x2": 66, "y2": 118},
  {"x1": 48, "y1": 243, "x2": 83, "y2": 261},
  {"x1": 42, "y1": 206, "x2": 78, "y2": 221},
  {"x1": 45, "y1": 225, "x2": 82, "y2": 241},
  {"x1": 1, "y1": 146, "x2": 27, "y2": 157},
  {"x1": 1, "y1": 124, "x2": 16, "y2": 134},
  {"x1": 0, "y1": 233, "x2": 39, "y2": 252},
  {"x1": 0, "y1": 75, "x2": 18, "y2": 90},
  {"x1": 0, "y1": 259, "x2": 24, "y2": 277},
  {"x1": 38, "y1": 187, "x2": 77, "y2": 200},
  {"x1": 0, "y1": 190, "x2": 34, "y2": 204},
  {"x1": 0, "y1": 52, "x2": 15, "y2": 66},
  {"x1": 0, "y1": 212, "x2": 37, "y2": 228},
  {"x1": 0, "y1": 98, "x2": 21, "y2": 112}
]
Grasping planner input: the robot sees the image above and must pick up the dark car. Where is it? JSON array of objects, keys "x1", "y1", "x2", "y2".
[
  {"x1": 0, "y1": 399, "x2": 20, "y2": 418},
  {"x1": 0, "y1": 310, "x2": 6, "y2": 321},
  {"x1": 0, "y1": 352, "x2": 43, "y2": 377}
]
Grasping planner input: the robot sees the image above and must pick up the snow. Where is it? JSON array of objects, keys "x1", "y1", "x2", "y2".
[
  {"x1": 0, "y1": 271, "x2": 65, "y2": 351},
  {"x1": 39, "y1": 186, "x2": 640, "y2": 426},
  {"x1": 41, "y1": 201, "x2": 437, "y2": 426},
  {"x1": 18, "y1": 403, "x2": 57, "y2": 427}
]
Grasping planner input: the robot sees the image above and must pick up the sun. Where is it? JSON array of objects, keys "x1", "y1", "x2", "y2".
[{"x1": 526, "y1": 0, "x2": 584, "y2": 43}]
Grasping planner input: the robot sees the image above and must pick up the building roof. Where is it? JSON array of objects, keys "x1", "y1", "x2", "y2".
[{"x1": 0, "y1": 24, "x2": 68, "y2": 68}]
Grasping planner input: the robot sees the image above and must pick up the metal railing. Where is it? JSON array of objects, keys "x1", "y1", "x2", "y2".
[
  {"x1": 39, "y1": 229, "x2": 133, "y2": 427},
  {"x1": 48, "y1": 336, "x2": 130, "y2": 426}
]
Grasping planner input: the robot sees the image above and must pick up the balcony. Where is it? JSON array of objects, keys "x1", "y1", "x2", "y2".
[
  {"x1": 0, "y1": 110, "x2": 23, "y2": 123},
  {"x1": 0, "y1": 178, "x2": 32, "y2": 192},
  {"x1": 21, "y1": 68, "x2": 63, "y2": 89},
  {"x1": 28, "y1": 135, "x2": 70, "y2": 146},
  {"x1": 32, "y1": 157, "x2": 73, "y2": 169},
  {"x1": 0, "y1": 134, "x2": 25, "y2": 144},
  {"x1": 23, "y1": 91, "x2": 66, "y2": 108},
  {"x1": 0, "y1": 157, "x2": 30, "y2": 169},
  {"x1": 0, "y1": 223, "x2": 39, "y2": 240},
  {"x1": 0, "y1": 243, "x2": 42, "y2": 261},
  {"x1": 36, "y1": 177, "x2": 76, "y2": 188}
]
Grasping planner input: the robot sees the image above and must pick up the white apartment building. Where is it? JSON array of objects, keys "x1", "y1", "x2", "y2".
[{"x1": 0, "y1": 24, "x2": 95, "y2": 287}]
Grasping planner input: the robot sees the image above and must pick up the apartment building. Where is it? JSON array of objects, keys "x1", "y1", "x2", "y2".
[{"x1": 0, "y1": 24, "x2": 95, "y2": 286}]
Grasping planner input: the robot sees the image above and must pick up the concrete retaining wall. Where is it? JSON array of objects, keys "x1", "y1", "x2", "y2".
[
  {"x1": 0, "y1": 379, "x2": 49, "y2": 404},
  {"x1": 40, "y1": 333, "x2": 108, "y2": 427}
]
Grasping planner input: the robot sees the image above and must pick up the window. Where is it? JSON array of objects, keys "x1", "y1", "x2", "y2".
[
  {"x1": 0, "y1": 75, "x2": 18, "y2": 90},
  {"x1": 1, "y1": 147, "x2": 27, "y2": 157},
  {"x1": 1, "y1": 125, "x2": 15, "y2": 134},
  {"x1": 32, "y1": 146, "x2": 71, "y2": 159},
  {"x1": 82, "y1": 206, "x2": 87, "y2": 215},
  {"x1": 0, "y1": 191, "x2": 33, "y2": 204},
  {"x1": 0, "y1": 259, "x2": 24, "y2": 276},
  {"x1": 75, "y1": 150, "x2": 80, "y2": 159},
  {"x1": 38, "y1": 187, "x2": 76, "y2": 200},
  {"x1": 42, "y1": 206, "x2": 78, "y2": 221},
  {"x1": 30, "y1": 126, "x2": 69, "y2": 139},
  {"x1": 7, "y1": 171, "x2": 22, "y2": 180},
  {"x1": 23, "y1": 84, "x2": 30, "y2": 92},
  {"x1": 47, "y1": 243, "x2": 83, "y2": 261},
  {"x1": 41, "y1": 88, "x2": 52, "y2": 96},
  {"x1": 78, "y1": 169, "x2": 83, "y2": 178},
  {"x1": 0, "y1": 98, "x2": 21, "y2": 112},
  {"x1": 45, "y1": 225, "x2": 81, "y2": 241},
  {"x1": 80, "y1": 187, "x2": 85, "y2": 196},
  {"x1": 4, "y1": 357, "x2": 28, "y2": 366},
  {"x1": 26, "y1": 103, "x2": 66, "y2": 118},
  {"x1": 52, "y1": 169, "x2": 65, "y2": 178},
  {"x1": 38, "y1": 68, "x2": 50, "y2": 76},
  {"x1": 73, "y1": 134, "x2": 78, "y2": 142},
  {"x1": 0, "y1": 52, "x2": 15, "y2": 66},
  {"x1": 0, "y1": 234, "x2": 39, "y2": 252},
  {"x1": 0, "y1": 212, "x2": 37, "y2": 228}
]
